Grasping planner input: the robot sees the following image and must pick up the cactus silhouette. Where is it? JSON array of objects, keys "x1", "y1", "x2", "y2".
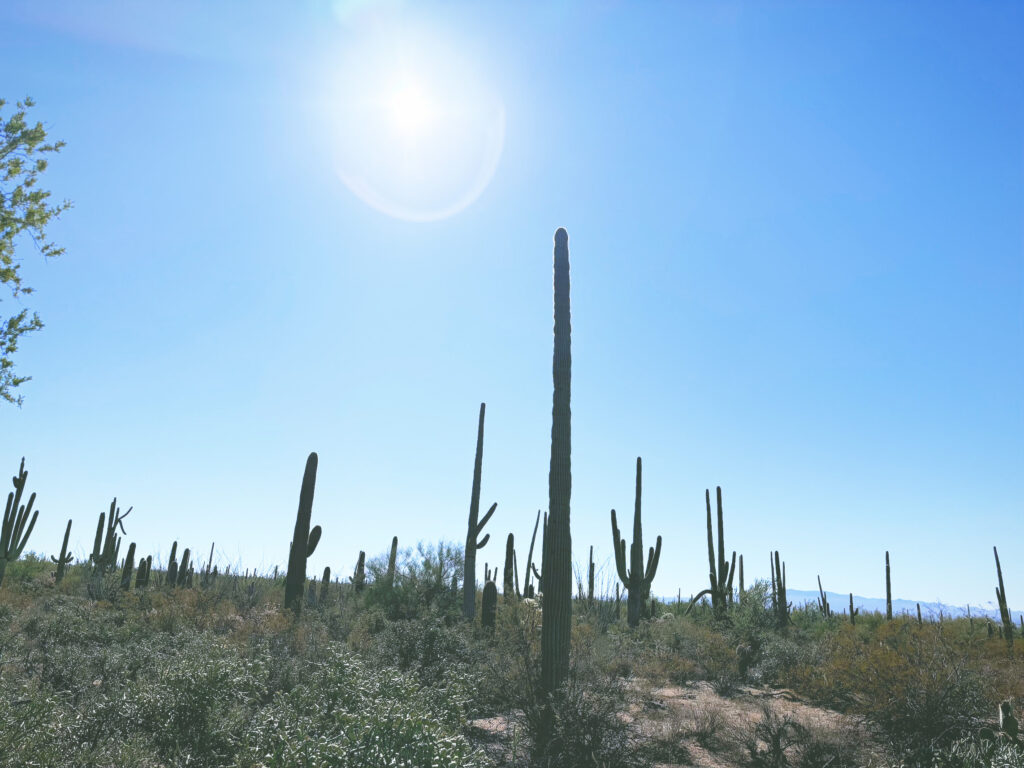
[
  {"x1": 352, "y1": 551, "x2": 366, "y2": 591},
  {"x1": 385, "y1": 536, "x2": 398, "y2": 588},
  {"x1": 481, "y1": 578, "x2": 498, "y2": 630},
  {"x1": 885, "y1": 551, "x2": 893, "y2": 621},
  {"x1": 995, "y1": 546, "x2": 1014, "y2": 650},
  {"x1": 612, "y1": 458, "x2": 662, "y2": 628},
  {"x1": 503, "y1": 533, "x2": 516, "y2": 601},
  {"x1": 51, "y1": 519, "x2": 73, "y2": 584},
  {"x1": 0, "y1": 458, "x2": 38, "y2": 588},
  {"x1": 285, "y1": 452, "x2": 321, "y2": 610},
  {"x1": 120, "y1": 542, "x2": 136, "y2": 590},
  {"x1": 541, "y1": 227, "x2": 573, "y2": 703},
  {"x1": 690, "y1": 487, "x2": 735, "y2": 620},
  {"x1": 463, "y1": 403, "x2": 497, "y2": 620}
]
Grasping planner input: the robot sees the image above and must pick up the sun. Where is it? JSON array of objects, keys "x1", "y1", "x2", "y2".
[
  {"x1": 318, "y1": 25, "x2": 506, "y2": 222},
  {"x1": 386, "y1": 82, "x2": 437, "y2": 141}
]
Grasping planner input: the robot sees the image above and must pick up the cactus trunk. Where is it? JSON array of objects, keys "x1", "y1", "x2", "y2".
[
  {"x1": 541, "y1": 227, "x2": 573, "y2": 700},
  {"x1": 503, "y1": 533, "x2": 516, "y2": 602},
  {"x1": 885, "y1": 551, "x2": 893, "y2": 621},
  {"x1": 285, "y1": 452, "x2": 321, "y2": 610},
  {"x1": 463, "y1": 403, "x2": 496, "y2": 620}
]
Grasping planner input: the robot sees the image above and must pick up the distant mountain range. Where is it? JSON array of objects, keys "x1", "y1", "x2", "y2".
[
  {"x1": 775, "y1": 588, "x2": 1020, "y2": 625},
  {"x1": 656, "y1": 588, "x2": 1021, "y2": 624}
]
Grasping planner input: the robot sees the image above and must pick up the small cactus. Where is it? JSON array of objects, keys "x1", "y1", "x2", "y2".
[
  {"x1": 352, "y1": 551, "x2": 366, "y2": 591},
  {"x1": 177, "y1": 548, "x2": 191, "y2": 588},
  {"x1": 503, "y1": 533, "x2": 516, "y2": 602},
  {"x1": 167, "y1": 541, "x2": 179, "y2": 588},
  {"x1": 385, "y1": 536, "x2": 398, "y2": 588},
  {"x1": 50, "y1": 519, "x2": 73, "y2": 584},
  {"x1": 817, "y1": 575, "x2": 831, "y2": 617},
  {"x1": 481, "y1": 578, "x2": 497, "y2": 630},
  {"x1": 120, "y1": 542, "x2": 136, "y2": 590},
  {"x1": 587, "y1": 545, "x2": 595, "y2": 607},
  {"x1": 319, "y1": 566, "x2": 331, "y2": 606}
]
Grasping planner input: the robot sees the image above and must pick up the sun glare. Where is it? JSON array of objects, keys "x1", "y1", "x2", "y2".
[
  {"x1": 319, "y1": 25, "x2": 506, "y2": 222},
  {"x1": 387, "y1": 83, "x2": 436, "y2": 140}
]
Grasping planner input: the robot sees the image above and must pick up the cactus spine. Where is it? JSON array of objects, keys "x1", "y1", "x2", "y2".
[
  {"x1": 51, "y1": 519, "x2": 73, "y2": 584},
  {"x1": 285, "y1": 452, "x2": 322, "y2": 610},
  {"x1": 503, "y1": 533, "x2": 516, "y2": 601},
  {"x1": 463, "y1": 403, "x2": 497, "y2": 620},
  {"x1": 885, "y1": 551, "x2": 893, "y2": 621},
  {"x1": 995, "y1": 546, "x2": 1013, "y2": 650},
  {"x1": 0, "y1": 458, "x2": 39, "y2": 588},
  {"x1": 541, "y1": 227, "x2": 573, "y2": 699},
  {"x1": 611, "y1": 457, "x2": 662, "y2": 628}
]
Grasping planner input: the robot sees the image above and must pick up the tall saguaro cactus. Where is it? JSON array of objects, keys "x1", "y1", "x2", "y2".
[
  {"x1": 463, "y1": 403, "x2": 497, "y2": 620},
  {"x1": 691, "y1": 487, "x2": 735, "y2": 620},
  {"x1": 611, "y1": 458, "x2": 663, "y2": 627},
  {"x1": 541, "y1": 227, "x2": 573, "y2": 698},
  {"x1": 0, "y1": 458, "x2": 39, "y2": 587},
  {"x1": 885, "y1": 551, "x2": 893, "y2": 621},
  {"x1": 995, "y1": 546, "x2": 1014, "y2": 651},
  {"x1": 285, "y1": 452, "x2": 322, "y2": 610}
]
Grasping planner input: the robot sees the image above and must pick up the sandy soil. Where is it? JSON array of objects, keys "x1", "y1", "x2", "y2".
[{"x1": 469, "y1": 680, "x2": 881, "y2": 767}]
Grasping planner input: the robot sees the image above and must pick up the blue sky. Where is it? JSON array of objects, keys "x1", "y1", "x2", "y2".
[{"x1": 1, "y1": 1, "x2": 1021, "y2": 608}]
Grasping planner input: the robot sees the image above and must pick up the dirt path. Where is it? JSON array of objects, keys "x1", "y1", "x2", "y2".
[{"x1": 470, "y1": 680, "x2": 880, "y2": 767}]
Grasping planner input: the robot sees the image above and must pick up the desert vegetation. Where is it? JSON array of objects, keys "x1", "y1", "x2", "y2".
[{"x1": 1, "y1": 230, "x2": 1022, "y2": 767}]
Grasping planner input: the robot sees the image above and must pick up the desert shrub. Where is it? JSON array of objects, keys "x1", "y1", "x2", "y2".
[
  {"x1": 914, "y1": 734, "x2": 1024, "y2": 768},
  {"x1": 803, "y1": 622, "x2": 994, "y2": 760},
  {"x1": 745, "y1": 703, "x2": 806, "y2": 768},
  {"x1": 363, "y1": 540, "x2": 464, "y2": 620},
  {"x1": 523, "y1": 674, "x2": 647, "y2": 768},
  {"x1": 366, "y1": 614, "x2": 480, "y2": 688},
  {"x1": 234, "y1": 645, "x2": 488, "y2": 767}
]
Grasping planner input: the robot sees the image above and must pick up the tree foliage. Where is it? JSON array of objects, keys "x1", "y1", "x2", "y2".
[{"x1": 0, "y1": 97, "x2": 70, "y2": 405}]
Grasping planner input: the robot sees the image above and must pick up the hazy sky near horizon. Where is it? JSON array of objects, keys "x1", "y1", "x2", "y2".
[{"x1": 1, "y1": 1, "x2": 1021, "y2": 608}]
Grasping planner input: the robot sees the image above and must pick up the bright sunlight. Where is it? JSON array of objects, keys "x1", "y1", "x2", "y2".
[{"x1": 321, "y1": 25, "x2": 505, "y2": 222}]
